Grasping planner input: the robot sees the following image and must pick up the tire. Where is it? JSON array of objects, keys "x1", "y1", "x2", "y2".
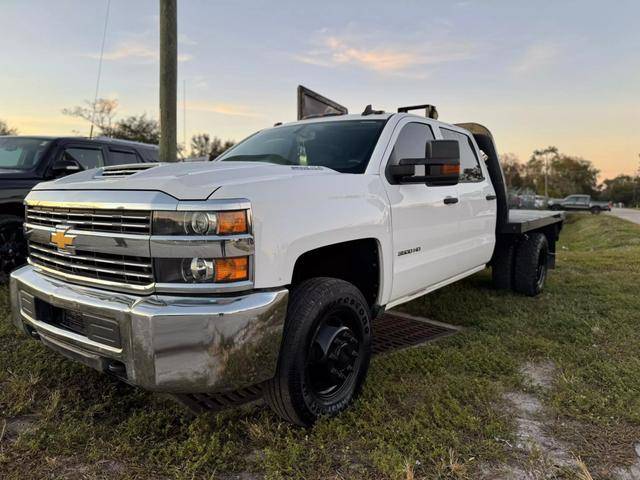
[
  {"x1": 513, "y1": 233, "x2": 549, "y2": 297},
  {"x1": 265, "y1": 277, "x2": 372, "y2": 426},
  {"x1": 492, "y1": 241, "x2": 516, "y2": 290},
  {"x1": 550, "y1": 204, "x2": 561, "y2": 211},
  {"x1": 590, "y1": 207, "x2": 601, "y2": 215},
  {"x1": 0, "y1": 216, "x2": 27, "y2": 282}
]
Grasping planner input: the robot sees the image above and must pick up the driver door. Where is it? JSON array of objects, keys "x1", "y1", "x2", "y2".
[{"x1": 382, "y1": 120, "x2": 462, "y2": 303}]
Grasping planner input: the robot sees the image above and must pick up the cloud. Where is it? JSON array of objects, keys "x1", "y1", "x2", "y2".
[
  {"x1": 178, "y1": 33, "x2": 198, "y2": 46},
  {"x1": 186, "y1": 101, "x2": 262, "y2": 118},
  {"x1": 511, "y1": 42, "x2": 560, "y2": 75},
  {"x1": 293, "y1": 34, "x2": 476, "y2": 77},
  {"x1": 84, "y1": 41, "x2": 192, "y2": 63}
]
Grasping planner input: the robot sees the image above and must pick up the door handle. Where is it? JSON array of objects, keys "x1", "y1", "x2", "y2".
[
  {"x1": 443, "y1": 197, "x2": 459, "y2": 205},
  {"x1": 486, "y1": 194, "x2": 497, "y2": 201}
]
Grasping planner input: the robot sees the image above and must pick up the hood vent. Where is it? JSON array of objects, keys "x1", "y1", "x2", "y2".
[{"x1": 98, "y1": 163, "x2": 160, "y2": 178}]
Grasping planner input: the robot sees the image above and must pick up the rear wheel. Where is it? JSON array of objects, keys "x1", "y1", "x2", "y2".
[
  {"x1": 513, "y1": 233, "x2": 549, "y2": 296},
  {"x1": 264, "y1": 277, "x2": 372, "y2": 426},
  {"x1": 0, "y1": 216, "x2": 26, "y2": 282}
]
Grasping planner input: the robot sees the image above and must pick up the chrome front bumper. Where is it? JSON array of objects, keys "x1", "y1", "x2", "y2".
[{"x1": 9, "y1": 266, "x2": 288, "y2": 393}]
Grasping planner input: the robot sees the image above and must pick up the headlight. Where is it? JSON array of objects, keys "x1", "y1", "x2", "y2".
[
  {"x1": 154, "y1": 256, "x2": 249, "y2": 283},
  {"x1": 153, "y1": 210, "x2": 248, "y2": 235}
]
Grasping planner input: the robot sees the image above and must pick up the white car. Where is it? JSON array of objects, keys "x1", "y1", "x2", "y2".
[{"x1": 10, "y1": 106, "x2": 564, "y2": 425}]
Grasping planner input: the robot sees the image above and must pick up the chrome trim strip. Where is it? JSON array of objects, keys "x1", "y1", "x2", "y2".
[
  {"x1": 150, "y1": 235, "x2": 254, "y2": 258},
  {"x1": 25, "y1": 224, "x2": 151, "y2": 258},
  {"x1": 176, "y1": 199, "x2": 251, "y2": 212},
  {"x1": 154, "y1": 280, "x2": 255, "y2": 294},
  {"x1": 26, "y1": 190, "x2": 179, "y2": 211},
  {"x1": 29, "y1": 243, "x2": 151, "y2": 269},
  {"x1": 28, "y1": 259, "x2": 155, "y2": 294},
  {"x1": 30, "y1": 252, "x2": 153, "y2": 279}
]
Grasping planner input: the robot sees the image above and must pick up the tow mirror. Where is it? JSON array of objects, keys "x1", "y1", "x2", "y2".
[
  {"x1": 389, "y1": 139, "x2": 460, "y2": 186},
  {"x1": 51, "y1": 157, "x2": 83, "y2": 176}
]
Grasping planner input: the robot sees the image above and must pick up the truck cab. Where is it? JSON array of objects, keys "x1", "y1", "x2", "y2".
[{"x1": 8, "y1": 101, "x2": 564, "y2": 426}]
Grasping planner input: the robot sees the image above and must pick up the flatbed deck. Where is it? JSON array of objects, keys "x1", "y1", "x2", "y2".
[{"x1": 500, "y1": 209, "x2": 565, "y2": 235}]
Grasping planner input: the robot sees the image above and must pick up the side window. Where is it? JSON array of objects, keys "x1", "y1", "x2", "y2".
[
  {"x1": 389, "y1": 122, "x2": 435, "y2": 166},
  {"x1": 440, "y1": 128, "x2": 484, "y2": 183},
  {"x1": 107, "y1": 148, "x2": 140, "y2": 165},
  {"x1": 386, "y1": 122, "x2": 435, "y2": 183},
  {"x1": 62, "y1": 147, "x2": 104, "y2": 170}
]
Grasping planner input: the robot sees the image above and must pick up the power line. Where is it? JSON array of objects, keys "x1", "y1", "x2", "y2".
[{"x1": 89, "y1": 0, "x2": 111, "y2": 138}]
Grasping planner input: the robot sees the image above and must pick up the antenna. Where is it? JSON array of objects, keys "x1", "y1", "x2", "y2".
[
  {"x1": 89, "y1": 0, "x2": 111, "y2": 139},
  {"x1": 183, "y1": 79, "x2": 186, "y2": 148}
]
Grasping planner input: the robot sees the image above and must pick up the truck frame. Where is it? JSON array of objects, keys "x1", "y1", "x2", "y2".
[{"x1": 9, "y1": 91, "x2": 564, "y2": 426}]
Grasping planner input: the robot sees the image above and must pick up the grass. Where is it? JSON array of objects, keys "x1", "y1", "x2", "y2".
[{"x1": 1, "y1": 214, "x2": 639, "y2": 479}]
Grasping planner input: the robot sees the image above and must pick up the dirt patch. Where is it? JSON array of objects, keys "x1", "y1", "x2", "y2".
[
  {"x1": 480, "y1": 361, "x2": 585, "y2": 479},
  {"x1": 612, "y1": 444, "x2": 640, "y2": 480},
  {"x1": 0, "y1": 415, "x2": 39, "y2": 443}
]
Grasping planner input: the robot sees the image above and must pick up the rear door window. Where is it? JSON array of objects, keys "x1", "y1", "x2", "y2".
[
  {"x1": 439, "y1": 128, "x2": 484, "y2": 183},
  {"x1": 107, "y1": 148, "x2": 140, "y2": 165}
]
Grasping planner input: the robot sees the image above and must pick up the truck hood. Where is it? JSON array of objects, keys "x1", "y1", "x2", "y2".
[{"x1": 32, "y1": 161, "x2": 340, "y2": 200}]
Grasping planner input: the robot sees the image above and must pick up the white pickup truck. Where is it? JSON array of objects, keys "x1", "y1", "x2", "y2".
[{"x1": 9, "y1": 96, "x2": 564, "y2": 426}]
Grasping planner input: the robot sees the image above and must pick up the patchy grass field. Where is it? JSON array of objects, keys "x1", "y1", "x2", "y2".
[{"x1": 1, "y1": 214, "x2": 639, "y2": 479}]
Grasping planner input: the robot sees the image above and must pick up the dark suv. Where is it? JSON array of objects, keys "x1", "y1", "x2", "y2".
[{"x1": 0, "y1": 136, "x2": 159, "y2": 279}]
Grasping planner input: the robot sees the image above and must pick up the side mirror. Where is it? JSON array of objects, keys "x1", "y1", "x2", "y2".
[
  {"x1": 51, "y1": 158, "x2": 83, "y2": 176},
  {"x1": 389, "y1": 139, "x2": 461, "y2": 186}
]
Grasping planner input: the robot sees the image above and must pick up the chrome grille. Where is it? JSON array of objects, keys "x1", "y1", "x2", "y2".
[
  {"x1": 28, "y1": 241, "x2": 153, "y2": 286},
  {"x1": 25, "y1": 206, "x2": 151, "y2": 235}
]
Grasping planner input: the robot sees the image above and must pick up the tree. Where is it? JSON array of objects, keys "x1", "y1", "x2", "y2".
[
  {"x1": 190, "y1": 133, "x2": 212, "y2": 158},
  {"x1": 103, "y1": 114, "x2": 160, "y2": 144},
  {"x1": 210, "y1": 137, "x2": 235, "y2": 160},
  {"x1": 526, "y1": 146, "x2": 598, "y2": 198},
  {"x1": 600, "y1": 175, "x2": 640, "y2": 207},
  {"x1": 62, "y1": 98, "x2": 118, "y2": 133},
  {"x1": 499, "y1": 153, "x2": 525, "y2": 189},
  {"x1": 0, "y1": 119, "x2": 17, "y2": 135},
  {"x1": 189, "y1": 133, "x2": 235, "y2": 160}
]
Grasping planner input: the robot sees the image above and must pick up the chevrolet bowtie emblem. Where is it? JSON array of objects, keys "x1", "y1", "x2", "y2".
[{"x1": 51, "y1": 226, "x2": 76, "y2": 252}]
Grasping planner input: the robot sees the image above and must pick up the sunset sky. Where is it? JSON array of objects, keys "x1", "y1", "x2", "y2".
[{"x1": 1, "y1": 0, "x2": 638, "y2": 180}]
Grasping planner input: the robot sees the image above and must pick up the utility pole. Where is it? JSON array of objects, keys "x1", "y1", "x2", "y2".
[{"x1": 159, "y1": 0, "x2": 177, "y2": 162}]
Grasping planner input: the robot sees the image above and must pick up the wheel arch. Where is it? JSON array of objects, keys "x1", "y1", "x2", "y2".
[{"x1": 290, "y1": 238, "x2": 383, "y2": 308}]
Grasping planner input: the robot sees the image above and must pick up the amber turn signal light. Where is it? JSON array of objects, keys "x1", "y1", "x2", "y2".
[
  {"x1": 214, "y1": 257, "x2": 249, "y2": 282},
  {"x1": 442, "y1": 164, "x2": 460, "y2": 175},
  {"x1": 217, "y1": 211, "x2": 248, "y2": 234}
]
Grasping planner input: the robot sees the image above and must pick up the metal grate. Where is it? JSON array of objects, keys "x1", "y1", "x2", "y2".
[
  {"x1": 175, "y1": 384, "x2": 265, "y2": 414},
  {"x1": 25, "y1": 206, "x2": 151, "y2": 235},
  {"x1": 372, "y1": 311, "x2": 459, "y2": 355},
  {"x1": 28, "y1": 241, "x2": 153, "y2": 286}
]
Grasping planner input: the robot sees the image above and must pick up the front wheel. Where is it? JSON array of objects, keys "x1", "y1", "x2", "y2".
[
  {"x1": 590, "y1": 206, "x2": 601, "y2": 215},
  {"x1": 265, "y1": 277, "x2": 372, "y2": 426}
]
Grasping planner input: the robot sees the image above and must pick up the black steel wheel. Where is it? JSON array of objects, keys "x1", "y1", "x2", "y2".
[
  {"x1": 513, "y1": 233, "x2": 549, "y2": 297},
  {"x1": 265, "y1": 277, "x2": 371, "y2": 426},
  {"x1": 0, "y1": 216, "x2": 27, "y2": 282}
]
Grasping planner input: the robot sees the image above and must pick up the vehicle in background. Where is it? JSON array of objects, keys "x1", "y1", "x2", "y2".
[
  {"x1": 0, "y1": 136, "x2": 158, "y2": 279},
  {"x1": 548, "y1": 194, "x2": 611, "y2": 214},
  {"x1": 9, "y1": 90, "x2": 565, "y2": 426}
]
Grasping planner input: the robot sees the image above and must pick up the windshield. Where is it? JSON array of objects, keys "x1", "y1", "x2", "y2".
[
  {"x1": 0, "y1": 137, "x2": 51, "y2": 170},
  {"x1": 217, "y1": 120, "x2": 386, "y2": 173}
]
